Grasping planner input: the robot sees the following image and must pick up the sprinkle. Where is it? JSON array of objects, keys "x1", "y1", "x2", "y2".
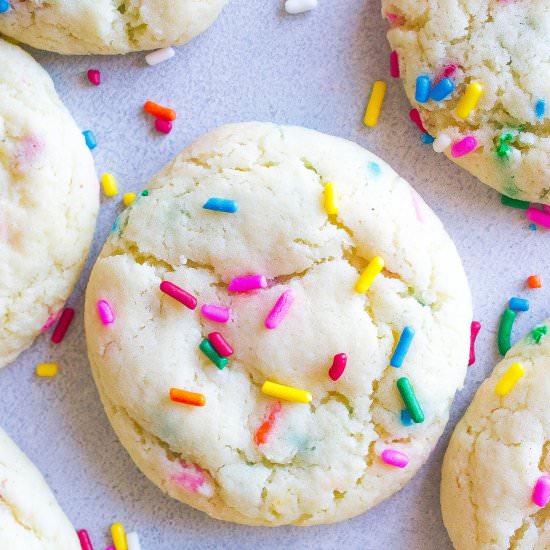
[
  {"x1": 199, "y1": 339, "x2": 228, "y2": 369},
  {"x1": 535, "y1": 99, "x2": 546, "y2": 119},
  {"x1": 143, "y1": 101, "x2": 176, "y2": 121},
  {"x1": 390, "y1": 326, "x2": 415, "y2": 368},
  {"x1": 501, "y1": 195, "x2": 529, "y2": 209},
  {"x1": 364, "y1": 80, "x2": 386, "y2": 127},
  {"x1": 51, "y1": 307, "x2": 75, "y2": 344},
  {"x1": 400, "y1": 409, "x2": 413, "y2": 426},
  {"x1": 160, "y1": 281, "x2": 197, "y2": 310},
  {"x1": 442, "y1": 64, "x2": 458, "y2": 79},
  {"x1": 530, "y1": 223, "x2": 537, "y2": 231},
  {"x1": 228, "y1": 275, "x2": 267, "y2": 293},
  {"x1": 141, "y1": 190, "x2": 149, "y2": 197},
  {"x1": 36, "y1": 363, "x2": 58, "y2": 377},
  {"x1": 527, "y1": 207, "x2": 550, "y2": 229},
  {"x1": 77, "y1": 529, "x2": 94, "y2": 550},
  {"x1": 415, "y1": 75, "x2": 431, "y2": 103},
  {"x1": 528, "y1": 275, "x2": 542, "y2": 288},
  {"x1": 451, "y1": 136, "x2": 478, "y2": 158},
  {"x1": 261, "y1": 381, "x2": 312, "y2": 404},
  {"x1": 145, "y1": 46, "x2": 175, "y2": 66},
  {"x1": 456, "y1": 82, "x2": 483, "y2": 119},
  {"x1": 155, "y1": 119, "x2": 173, "y2": 134},
  {"x1": 469, "y1": 321, "x2": 481, "y2": 366},
  {"x1": 126, "y1": 532, "x2": 141, "y2": 550},
  {"x1": 201, "y1": 304, "x2": 230, "y2": 323},
  {"x1": 531, "y1": 325, "x2": 548, "y2": 344},
  {"x1": 97, "y1": 300, "x2": 115, "y2": 325},
  {"x1": 170, "y1": 388, "x2": 206, "y2": 407},
  {"x1": 323, "y1": 183, "x2": 338, "y2": 215},
  {"x1": 203, "y1": 198, "x2": 238, "y2": 213},
  {"x1": 122, "y1": 192, "x2": 136, "y2": 206},
  {"x1": 207, "y1": 332, "x2": 233, "y2": 358},
  {"x1": 497, "y1": 308, "x2": 516, "y2": 356},
  {"x1": 355, "y1": 256, "x2": 384, "y2": 293},
  {"x1": 430, "y1": 77, "x2": 455, "y2": 101},
  {"x1": 87, "y1": 69, "x2": 101, "y2": 86},
  {"x1": 40, "y1": 309, "x2": 62, "y2": 333},
  {"x1": 265, "y1": 289, "x2": 295, "y2": 329},
  {"x1": 409, "y1": 108, "x2": 427, "y2": 133},
  {"x1": 328, "y1": 353, "x2": 347, "y2": 381},
  {"x1": 381, "y1": 449, "x2": 409, "y2": 468},
  {"x1": 172, "y1": 462, "x2": 213, "y2": 496},
  {"x1": 421, "y1": 133, "x2": 435, "y2": 144},
  {"x1": 106, "y1": 547, "x2": 115, "y2": 550},
  {"x1": 111, "y1": 523, "x2": 128, "y2": 550},
  {"x1": 509, "y1": 297, "x2": 529, "y2": 312},
  {"x1": 285, "y1": 0, "x2": 317, "y2": 14},
  {"x1": 390, "y1": 51, "x2": 400, "y2": 78},
  {"x1": 254, "y1": 401, "x2": 282, "y2": 445},
  {"x1": 101, "y1": 173, "x2": 118, "y2": 197},
  {"x1": 82, "y1": 130, "x2": 97, "y2": 150},
  {"x1": 433, "y1": 133, "x2": 452, "y2": 153},
  {"x1": 495, "y1": 362, "x2": 525, "y2": 396},
  {"x1": 532, "y1": 476, "x2": 550, "y2": 507},
  {"x1": 396, "y1": 377, "x2": 424, "y2": 423}
]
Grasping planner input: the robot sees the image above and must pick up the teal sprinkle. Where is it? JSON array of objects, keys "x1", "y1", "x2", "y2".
[
  {"x1": 530, "y1": 223, "x2": 537, "y2": 231},
  {"x1": 140, "y1": 190, "x2": 149, "y2": 197},
  {"x1": 367, "y1": 161, "x2": 381, "y2": 176},
  {"x1": 531, "y1": 325, "x2": 548, "y2": 344},
  {"x1": 110, "y1": 217, "x2": 119, "y2": 234}
]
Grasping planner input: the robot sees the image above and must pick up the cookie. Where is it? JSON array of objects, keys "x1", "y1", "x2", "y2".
[
  {"x1": 0, "y1": 38, "x2": 98, "y2": 369},
  {"x1": 0, "y1": 0, "x2": 228, "y2": 55},
  {"x1": 383, "y1": 0, "x2": 550, "y2": 204},
  {"x1": 84, "y1": 122, "x2": 472, "y2": 526},
  {"x1": 441, "y1": 318, "x2": 550, "y2": 550},
  {"x1": 0, "y1": 427, "x2": 78, "y2": 549}
]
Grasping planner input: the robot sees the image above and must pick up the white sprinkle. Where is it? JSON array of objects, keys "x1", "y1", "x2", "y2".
[
  {"x1": 127, "y1": 531, "x2": 141, "y2": 550},
  {"x1": 433, "y1": 133, "x2": 452, "y2": 153},
  {"x1": 285, "y1": 0, "x2": 318, "y2": 15},
  {"x1": 145, "y1": 47, "x2": 175, "y2": 66}
]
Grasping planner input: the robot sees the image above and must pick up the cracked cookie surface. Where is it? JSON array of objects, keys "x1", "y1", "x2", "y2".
[{"x1": 84, "y1": 122, "x2": 471, "y2": 525}]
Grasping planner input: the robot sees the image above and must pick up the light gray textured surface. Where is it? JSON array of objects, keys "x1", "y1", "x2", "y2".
[{"x1": 1, "y1": 1, "x2": 548, "y2": 548}]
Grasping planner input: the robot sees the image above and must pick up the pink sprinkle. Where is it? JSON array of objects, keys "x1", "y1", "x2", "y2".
[
  {"x1": 227, "y1": 274, "x2": 267, "y2": 293},
  {"x1": 410, "y1": 189, "x2": 425, "y2": 223},
  {"x1": 97, "y1": 300, "x2": 115, "y2": 325},
  {"x1": 390, "y1": 51, "x2": 400, "y2": 78},
  {"x1": 381, "y1": 449, "x2": 409, "y2": 468},
  {"x1": 532, "y1": 475, "x2": 550, "y2": 507},
  {"x1": 77, "y1": 529, "x2": 94, "y2": 550},
  {"x1": 160, "y1": 281, "x2": 197, "y2": 310},
  {"x1": 451, "y1": 136, "x2": 478, "y2": 158},
  {"x1": 469, "y1": 321, "x2": 481, "y2": 366},
  {"x1": 328, "y1": 353, "x2": 347, "y2": 381},
  {"x1": 201, "y1": 304, "x2": 230, "y2": 323},
  {"x1": 442, "y1": 64, "x2": 458, "y2": 78},
  {"x1": 208, "y1": 332, "x2": 234, "y2": 357},
  {"x1": 105, "y1": 547, "x2": 115, "y2": 550},
  {"x1": 527, "y1": 207, "x2": 550, "y2": 229},
  {"x1": 409, "y1": 109, "x2": 427, "y2": 133},
  {"x1": 171, "y1": 462, "x2": 207, "y2": 493},
  {"x1": 40, "y1": 308, "x2": 62, "y2": 333},
  {"x1": 87, "y1": 69, "x2": 101, "y2": 86},
  {"x1": 155, "y1": 118, "x2": 173, "y2": 134},
  {"x1": 385, "y1": 12, "x2": 405, "y2": 26},
  {"x1": 265, "y1": 289, "x2": 295, "y2": 329}
]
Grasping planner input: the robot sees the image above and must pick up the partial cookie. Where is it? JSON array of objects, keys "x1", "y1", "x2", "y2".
[
  {"x1": 0, "y1": 0, "x2": 228, "y2": 55},
  {"x1": 442, "y1": 319, "x2": 550, "y2": 550},
  {"x1": 0, "y1": 38, "x2": 98, "y2": 368},
  {"x1": 383, "y1": 0, "x2": 550, "y2": 203},
  {"x1": 0, "y1": 427, "x2": 78, "y2": 549}
]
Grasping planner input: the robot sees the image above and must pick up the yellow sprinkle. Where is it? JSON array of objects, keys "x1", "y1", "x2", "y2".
[
  {"x1": 456, "y1": 82, "x2": 483, "y2": 119},
  {"x1": 261, "y1": 381, "x2": 312, "y2": 404},
  {"x1": 323, "y1": 183, "x2": 338, "y2": 215},
  {"x1": 122, "y1": 192, "x2": 136, "y2": 206},
  {"x1": 36, "y1": 363, "x2": 58, "y2": 377},
  {"x1": 101, "y1": 173, "x2": 118, "y2": 197},
  {"x1": 355, "y1": 256, "x2": 385, "y2": 293},
  {"x1": 111, "y1": 523, "x2": 128, "y2": 550},
  {"x1": 364, "y1": 80, "x2": 387, "y2": 127},
  {"x1": 495, "y1": 362, "x2": 525, "y2": 396}
]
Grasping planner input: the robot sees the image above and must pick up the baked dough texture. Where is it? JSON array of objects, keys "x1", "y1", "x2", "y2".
[
  {"x1": 0, "y1": 427, "x2": 79, "y2": 549},
  {"x1": 442, "y1": 318, "x2": 550, "y2": 550},
  {"x1": 0, "y1": 0, "x2": 228, "y2": 55},
  {"x1": 0, "y1": 38, "x2": 99, "y2": 368},
  {"x1": 383, "y1": 0, "x2": 550, "y2": 203},
  {"x1": 85, "y1": 122, "x2": 472, "y2": 526}
]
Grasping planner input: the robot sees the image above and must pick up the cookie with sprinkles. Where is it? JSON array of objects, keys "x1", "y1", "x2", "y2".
[
  {"x1": 441, "y1": 317, "x2": 550, "y2": 549},
  {"x1": 84, "y1": 122, "x2": 472, "y2": 525},
  {"x1": 383, "y1": 1, "x2": 550, "y2": 203},
  {"x1": 0, "y1": 38, "x2": 98, "y2": 369}
]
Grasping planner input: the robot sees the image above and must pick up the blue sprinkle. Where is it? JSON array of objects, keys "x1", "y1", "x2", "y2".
[
  {"x1": 390, "y1": 326, "x2": 415, "y2": 368},
  {"x1": 203, "y1": 197, "x2": 238, "y2": 213},
  {"x1": 400, "y1": 409, "x2": 413, "y2": 426},
  {"x1": 509, "y1": 297, "x2": 529, "y2": 312},
  {"x1": 415, "y1": 75, "x2": 431, "y2": 103},
  {"x1": 530, "y1": 223, "x2": 537, "y2": 231},
  {"x1": 430, "y1": 78, "x2": 455, "y2": 102},
  {"x1": 367, "y1": 161, "x2": 381, "y2": 176},
  {"x1": 110, "y1": 217, "x2": 119, "y2": 234},
  {"x1": 421, "y1": 133, "x2": 435, "y2": 144},
  {"x1": 0, "y1": 1, "x2": 10, "y2": 13},
  {"x1": 535, "y1": 99, "x2": 546, "y2": 119},
  {"x1": 82, "y1": 130, "x2": 97, "y2": 150}
]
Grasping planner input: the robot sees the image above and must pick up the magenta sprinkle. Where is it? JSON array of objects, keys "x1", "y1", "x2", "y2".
[
  {"x1": 265, "y1": 289, "x2": 295, "y2": 329},
  {"x1": 390, "y1": 51, "x2": 400, "y2": 78},
  {"x1": 87, "y1": 69, "x2": 101, "y2": 86},
  {"x1": 160, "y1": 281, "x2": 197, "y2": 310},
  {"x1": 328, "y1": 353, "x2": 347, "y2": 381},
  {"x1": 201, "y1": 304, "x2": 230, "y2": 323},
  {"x1": 527, "y1": 207, "x2": 550, "y2": 229},
  {"x1": 381, "y1": 449, "x2": 409, "y2": 468},
  {"x1": 409, "y1": 108, "x2": 427, "y2": 133},
  {"x1": 532, "y1": 476, "x2": 550, "y2": 507},
  {"x1": 155, "y1": 118, "x2": 173, "y2": 134},
  {"x1": 208, "y1": 332, "x2": 234, "y2": 357},
  {"x1": 97, "y1": 300, "x2": 115, "y2": 325},
  {"x1": 451, "y1": 136, "x2": 478, "y2": 158},
  {"x1": 77, "y1": 529, "x2": 94, "y2": 550},
  {"x1": 469, "y1": 321, "x2": 481, "y2": 367},
  {"x1": 227, "y1": 274, "x2": 267, "y2": 293}
]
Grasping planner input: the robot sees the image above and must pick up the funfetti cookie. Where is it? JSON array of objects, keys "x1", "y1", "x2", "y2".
[
  {"x1": 0, "y1": 0, "x2": 228, "y2": 55},
  {"x1": 84, "y1": 122, "x2": 472, "y2": 526},
  {"x1": 383, "y1": 0, "x2": 550, "y2": 204},
  {"x1": 0, "y1": 427, "x2": 79, "y2": 549},
  {"x1": 442, "y1": 318, "x2": 550, "y2": 550},
  {"x1": 0, "y1": 38, "x2": 98, "y2": 369}
]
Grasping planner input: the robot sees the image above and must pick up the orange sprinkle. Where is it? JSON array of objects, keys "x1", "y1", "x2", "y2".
[
  {"x1": 528, "y1": 275, "x2": 542, "y2": 289},
  {"x1": 144, "y1": 101, "x2": 176, "y2": 121},
  {"x1": 254, "y1": 401, "x2": 281, "y2": 446},
  {"x1": 169, "y1": 388, "x2": 205, "y2": 407}
]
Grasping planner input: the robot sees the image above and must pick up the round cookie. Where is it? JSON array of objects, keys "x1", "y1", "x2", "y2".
[
  {"x1": 0, "y1": 427, "x2": 79, "y2": 549},
  {"x1": 84, "y1": 122, "x2": 472, "y2": 526},
  {"x1": 0, "y1": 38, "x2": 98, "y2": 369},
  {"x1": 383, "y1": 0, "x2": 550, "y2": 204},
  {"x1": 0, "y1": 0, "x2": 228, "y2": 55},
  {"x1": 442, "y1": 319, "x2": 550, "y2": 550}
]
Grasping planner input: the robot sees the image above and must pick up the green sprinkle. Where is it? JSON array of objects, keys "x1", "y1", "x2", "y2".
[
  {"x1": 499, "y1": 133, "x2": 514, "y2": 144},
  {"x1": 199, "y1": 339, "x2": 228, "y2": 370},
  {"x1": 531, "y1": 325, "x2": 548, "y2": 344},
  {"x1": 496, "y1": 143, "x2": 511, "y2": 158},
  {"x1": 498, "y1": 308, "x2": 517, "y2": 356},
  {"x1": 396, "y1": 377, "x2": 424, "y2": 424},
  {"x1": 501, "y1": 195, "x2": 530, "y2": 209},
  {"x1": 140, "y1": 190, "x2": 149, "y2": 197}
]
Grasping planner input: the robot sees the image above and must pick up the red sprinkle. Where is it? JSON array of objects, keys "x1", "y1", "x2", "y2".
[
  {"x1": 409, "y1": 108, "x2": 427, "y2": 134},
  {"x1": 160, "y1": 281, "x2": 197, "y2": 310},
  {"x1": 254, "y1": 401, "x2": 282, "y2": 446},
  {"x1": 77, "y1": 529, "x2": 94, "y2": 550},
  {"x1": 329, "y1": 353, "x2": 347, "y2": 381},
  {"x1": 155, "y1": 118, "x2": 173, "y2": 134},
  {"x1": 87, "y1": 69, "x2": 101, "y2": 86},
  {"x1": 208, "y1": 332, "x2": 234, "y2": 357},
  {"x1": 51, "y1": 307, "x2": 75, "y2": 344},
  {"x1": 468, "y1": 321, "x2": 481, "y2": 366},
  {"x1": 390, "y1": 51, "x2": 400, "y2": 78}
]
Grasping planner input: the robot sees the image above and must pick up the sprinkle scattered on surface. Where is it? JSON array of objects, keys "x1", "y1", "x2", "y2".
[
  {"x1": 451, "y1": 136, "x2": 477, "y2": 158},
  {"x1": 154, "y1": 119, "x2": 173, "y2": 134},
  {"x1": 203, "y1": 197, "x2": 238, "y2": 213},
  {"x1": 51, "y1": 307, "x2": 75, "y2": 344},
  {"x1": 101, "y1": 173, "x2": 118, "y2": 197},
  {"x1": 509, "y1": 297, "x2": 529, "y2": 312},
  {"x1": 82, "y1": 130, "x2": 97, "y2": 150},
  {"x1": 328, "y1": 353, "x2": 347, "y2": 381},
  {"x1": 433, "y1": 133, "x2": 451, "y2": 153},
  {"x1": 527, "y1": 206, "x2": 550, "y2": 229},
  {"x1": 355, "y1": 256, "x2": 384, "y2": 293},
  {"x1": 77, "y1": 529, "x2": 94, "y2": 550},
  {"x1": 126, "y1": 532, "x2": 141, "y2": 550},
  {"x1": 409, "y1": 108, "x2": 427, "y2": 133},
  {"x1": 455, "y1": 81, "x2": 483, "y2": 119},
  {"x1": 532, "y1": 476, "x2": 550, "y2": 507},
  {"x1": 122, "y1": 192, "x2": 136, "y2": 206},
  {"x1": 390, "y1": 326, "x2": 415, "y2": 368},
  {"x1": 396, "y1": 377, "x2": 424, "y2": 424},
  {"x1": 497, "y1": 308, "x2": 516, "y2": 356},
  {"x1": 323, "y1": 182, "x2": 338, "y2": 215},
  {"x1": 201, "y1": 304, "x2": 231, "y2": 323},
  {"x1": 285, "y1": 0, "x2": 318, "y2": 14},
  {"x1": 170, "y1": 388, "x2": 206, "y2": 407},
  {"x1": 143, "y1": 101, "x2": 176, "y2": 121},
  {"x1": 111, "y1": 522, "x2": 128, "y2": 550},
  {"x1": 87, "y1": 69, "x2": 101, "y2": 86},
  {"x1": 495, "y1": 362, "x2": 524, "y2": 396},
  {"x1": 261, "y1": 380, "x2": 312, "y2": 404},
  {"x1": 160, "y1": 281, "x2": 197, "y2": 310},
  {"x1": 0, "y1": 1, "x2": 10, "y2": 13},
  {"x1": 228, "y1": 274, "x2": 267, "y2": 293},
  {"x1": 389, "y1": 50, "x2": 400, "y2": 78},
  {"x1": 207, "y1": 332, "x2": 234, "y2": 358},
  {"x1": 415, "y1": 75, "x2": 430, "y2": 103},
  {"x1": 36, "y1": 363, "x2": 58, "y2": 377},
  {"x1": 265, "y1": 289, "x2": 295, "y2": 330},
  {"x1": 199, "y1": 338, "x2": 228, "y2": 369},
  {"x1": 500, "y1": 195, "x2": 529, "y2": 209},
  {"x1": 254, "y1": 401, "x2": 282, "y2": 445},
  {"x1": 430, "y1": 77, "x2": 454, "y2": 101},
  {"x1": 381, "y1": 449, "x2": 409, "y2": 468},
  {"x1": 400, "y1": 409, "x2": 413, "y2": 426},
  {"x1": 468, "y1": 321, "x2": 481, "y2": 367},
  {"x1": 527, "y1": 275, "x2": 542, "y2": 289},
  {"x1": 97, "y1": 299, "x2": 115, "y2": 325},
  {"x1": 145, "y1": 47, "x2": 175, "y2": 66},
  {"x1": 531, "y1": 325, "x2": 547, "y2": 344},
  {"x1": 364, "y1": 80, "x2": 386, "y2": 127},
  {"x1": 535, "y1": 99, "x2": 546, "y2": 119}
]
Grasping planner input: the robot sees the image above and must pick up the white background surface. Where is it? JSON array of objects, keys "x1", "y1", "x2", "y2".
[{"x1": 1, "y1": 1, "x2": 548, "y2": 548}]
